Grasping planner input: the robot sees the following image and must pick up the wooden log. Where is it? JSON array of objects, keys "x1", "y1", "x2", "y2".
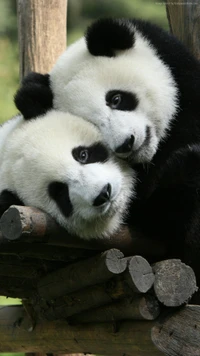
[
  {"x1": 0, "y1": 255, "x2": 66, "y2": 279},
  {"x1": 0, "y1": 242, "x2": 94, "y2": 262},
  {"x1": 38, "y1": 255, "x2": 154, "y2": 320},
  {"x1": 0, "y1": 205, "x2": 63, "y2": 242},
  {"x1": 166, "y1": 0, "x2": 200, "y2": 59},
  {"x1": 0, "y1": 205, "x2": 167, "y2": 259},
  {"x1": 0, "y1": 276, "x2": 36, "y2": 298},
  {"x1": 0, "y1": 305, "x2": 200, "y2": 355},
  {"x1": 123, "y1": 255, "x2": 155, "y2": 293},
  {"x1": 153, "y1": 259, "x2": 197, "y2": 307},
  {"x1": 0, "y1": 305, "x2": 162, "y2": 355},
  {"x1": 152, "y1": 305, "x2": 200, "y2": 356},
  {"x1": 0, "y1": 263, "x2": 41, "y2": 279},
  {"x1": 68, "y1": 294, "x2": 161, "y2": 324},
  {"x1": 39, "y1": 280, "x2": 127, "y2": 321},
  {"x1": 17, "y1": 0, "x2": 67, "y2": 80},
  {"x1": 37, "y1": 249, "x2": 127, "y2": 300}
]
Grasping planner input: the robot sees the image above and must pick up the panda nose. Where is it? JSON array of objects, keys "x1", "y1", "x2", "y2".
[
  {"x1": 93, "y1": 183, "x2": 112, "y2": 206},
  {"x1": 115, "y1": 135, "x2": 135, "y2": 155}
]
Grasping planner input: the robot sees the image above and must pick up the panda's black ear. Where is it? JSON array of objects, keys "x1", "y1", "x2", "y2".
[
  {"x1": 14, "y1": 72, "x2": 53, "y2": 120},
  {"x1": 86, "y1": 18, "x2": 135, "y2": 57},
  {"x1": 0, "y1": 190, "x2": 24, "y2": 217}
]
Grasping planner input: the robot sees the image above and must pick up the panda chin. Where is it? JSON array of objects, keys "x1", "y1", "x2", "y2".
[
  {"x1": 66, "y1": 211, "x2": 123, "y2": 240},
  {"x1": 130, "y1": 144, "x2": 157, "y2": 164}
]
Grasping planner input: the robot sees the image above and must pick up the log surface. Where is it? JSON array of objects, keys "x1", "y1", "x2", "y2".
[
  {"x1": 153, "y1": 259, "x2": 197, "y2": 306},
  {"x1": 37, "y1": 249, "x2": 127, "y2": 300},
  {"x1": 37, "y1": 256, "x2": 154, "y2": 320},
  {"x1": 17, "y1": 0, "x2": 67, "y2": 79},
  {"x1": 124, "y1": 255, "x2": 155, "y2": 293},
  {"x1": 166, "y1": 0, "x2": 200, "y2": 60},
  {"x1": 69, "y1": 294, "x2": 161, "y2": 324},
  {"x1": 152, "y1": 305, "x2": 200, "y2": 355},
  {"x1": 0, "y1": 305, "x2": 162, "y2": 355},
  {"x1": 0, "y1": 205, "x2": 167, "y2": 259},
  {"x1": 0, "y1": 305, "x2": 200, "y2": 355}
]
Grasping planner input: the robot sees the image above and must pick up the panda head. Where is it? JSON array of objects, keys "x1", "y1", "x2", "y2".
[
  {"x1": 48, "y1": 18, "x2": 178, "y2": 163},
  {"x1": 0, "y1": 110, "x2": 135, "y2": 239}
]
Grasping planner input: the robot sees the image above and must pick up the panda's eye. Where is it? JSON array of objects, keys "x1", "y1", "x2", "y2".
[
  {"x1": 72, "y1": 147, "x2": 89, "y2": 164},
  {"x1": 72, "y1": 143, "x2": 109, "y2": 164},
  {"x1": 79, "y1": 149, "x2": 89, "y2": 163},
  {"x1": 110, "y1": 94, "x2": 122, "y2": 109},
  {"x1": 106, "y1": 90, "x2": 138, "y2": 111}
]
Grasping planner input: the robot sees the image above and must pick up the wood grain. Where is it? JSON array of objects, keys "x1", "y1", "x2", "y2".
[
  {"x1": 17, "y1": 0, "x2": 67, "y2": 80},
  {"x1": 166, "y1": 0, "x2": 200, "y2": 59}
]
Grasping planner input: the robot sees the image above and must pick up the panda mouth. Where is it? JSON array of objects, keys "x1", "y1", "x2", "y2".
[
  {"x1": 115, "y1": 126, "x2": 152, "y2": 161},
  {"x1": 128, "y1": 125, "x2": 153, "y2": 162},
  {"x1": 95, "y1": 201, "x2": 112, "y2": 215}
]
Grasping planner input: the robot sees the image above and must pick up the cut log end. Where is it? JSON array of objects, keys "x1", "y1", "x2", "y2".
[
  {"x1": 153, "y1": 259, "x2": 198, "y2": 307},
  {"x1": 125, "y1": 255, "x2": 155, "y2": 293},
  {"x1": 0, "y1": 206, "x2": 23, "y2": 240},
  {"x1": 104, "y1": 248, "x2": 127, "y2": 274},
  {"x1": 139, "y1": 294, "x2": 161, "y2": 321}
]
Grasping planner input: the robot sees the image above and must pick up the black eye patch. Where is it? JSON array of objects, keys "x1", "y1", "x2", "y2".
[
  {"x1": 72, "y1": 143, "x2": 109, "y2": 164},
  {"x1": 106, "y1": 90, "x2": 138, "y2": 111},
  {"x1": 48, "y1": 182, "x2": 73, "y2": 218}
]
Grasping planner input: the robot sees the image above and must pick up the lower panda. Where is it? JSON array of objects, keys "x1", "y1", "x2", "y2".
[{"x1": 0, "y1": 110, "x2": 135, "y2": 240}]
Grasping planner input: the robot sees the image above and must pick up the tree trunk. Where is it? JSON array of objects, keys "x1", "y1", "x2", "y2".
[
  {"x1": 17, "y1": 2, "x2": 85, "y2": 355},
  {"x1": 17, "y1": 0, "x2": 67, "y2": 80},
  {"x1": 166, "y1": 0, "x2": 200, "y2": 59}
]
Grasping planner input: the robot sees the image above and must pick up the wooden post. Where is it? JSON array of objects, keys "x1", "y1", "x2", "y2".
[
  {"x1": 17, "y1": 0, "x2": 67, "y2": 80},
  {"x1": 16, "y1": 2, "x2": 84, "y2": 356},
  {"x1": 166, "y1": 0, "x2": 200, "y2": 59}
]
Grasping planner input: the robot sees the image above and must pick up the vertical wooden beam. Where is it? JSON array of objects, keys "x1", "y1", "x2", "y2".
[
  {"x1": 16, "y1": 2, "x2": 85, "y2": 356},
  {"x1": 17, "y1": 0, "x2": 67, "y2": 80},
  {"x1": 166, "y1": 0, "x2": 200, "y2": 59}
]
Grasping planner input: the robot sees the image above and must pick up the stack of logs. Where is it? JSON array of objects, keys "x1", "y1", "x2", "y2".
[{"x1": 0, "y1": 205, "x2": 199, "y2": 356}]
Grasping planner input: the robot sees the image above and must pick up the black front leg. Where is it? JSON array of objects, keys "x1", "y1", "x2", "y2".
[{"x1": 0, "y1": 190, "x2": 24, "y2": 217}]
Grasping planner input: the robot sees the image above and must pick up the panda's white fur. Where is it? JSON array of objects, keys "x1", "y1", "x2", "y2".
[
  {"x1": 50, "y1": 29, "x2": 178, "y2": 163},
  {"x1": 0, "y1": 110, "x2": 135, "y2": 239}
]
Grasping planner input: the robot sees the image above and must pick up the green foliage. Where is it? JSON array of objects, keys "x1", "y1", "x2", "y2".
[
  {"x1": 0, "y1": 296, "x2": 21, "y2": 305},
  {"x1": 67, "y1": 0, "x2": 168, "y2": 44},
  {"x1": 0, "y1": 354, "x2": 24, "y2": 356},
  {"x1": 0, "y1": 0, "x2": 17, "y2": 39},
  {"x1": 0, "y1": 37, "x2": 19, "y2": 123}
]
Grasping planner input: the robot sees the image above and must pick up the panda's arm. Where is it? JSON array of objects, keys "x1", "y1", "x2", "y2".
[
  {"x1": 0, "y1": 190, "x2": 24, "y2": 217},
  {"x1": 14, "y1": 72, "x2": 53, "y2": 120}
]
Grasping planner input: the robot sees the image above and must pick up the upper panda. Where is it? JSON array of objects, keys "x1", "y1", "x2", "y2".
[
  {"x1": 15, "y1": 17, "x2": 183, "y2": 164},
  {"x1": 0, "y1": 110, "x2": 134, "y2": 239}
]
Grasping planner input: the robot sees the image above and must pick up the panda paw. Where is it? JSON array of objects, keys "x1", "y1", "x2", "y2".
[{"x1": 14, "y1": 72, "x2": 53, "y2": 120}]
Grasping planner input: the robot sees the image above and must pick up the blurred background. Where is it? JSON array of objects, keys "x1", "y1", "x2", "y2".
[
  {"x1": 0, "y1": 1, "x2": 167, "y2": 354},
  {"x1": 0, "y1": 0, "x2": 168, "y2": 124}
]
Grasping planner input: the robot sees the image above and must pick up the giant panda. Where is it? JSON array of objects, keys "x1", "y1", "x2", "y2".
[
  {"x1": 0, "y1": 110, "x2": 135, "y2": 239},
  {"x1": 14, "y1": 18, "x2": 200, "y2": 299}
]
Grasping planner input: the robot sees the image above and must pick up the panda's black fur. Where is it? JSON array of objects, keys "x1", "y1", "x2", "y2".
[{"x1": 14, "y1": 18, "x2": 200, "y2": 301}]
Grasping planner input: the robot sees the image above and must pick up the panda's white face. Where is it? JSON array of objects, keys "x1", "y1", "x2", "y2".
[
  {"x1": 0, "y1": 111, "x2": 134, "y2": 239},
  {"x1": 50, "y1": 30, "x2": 178, "y2": 163}
]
